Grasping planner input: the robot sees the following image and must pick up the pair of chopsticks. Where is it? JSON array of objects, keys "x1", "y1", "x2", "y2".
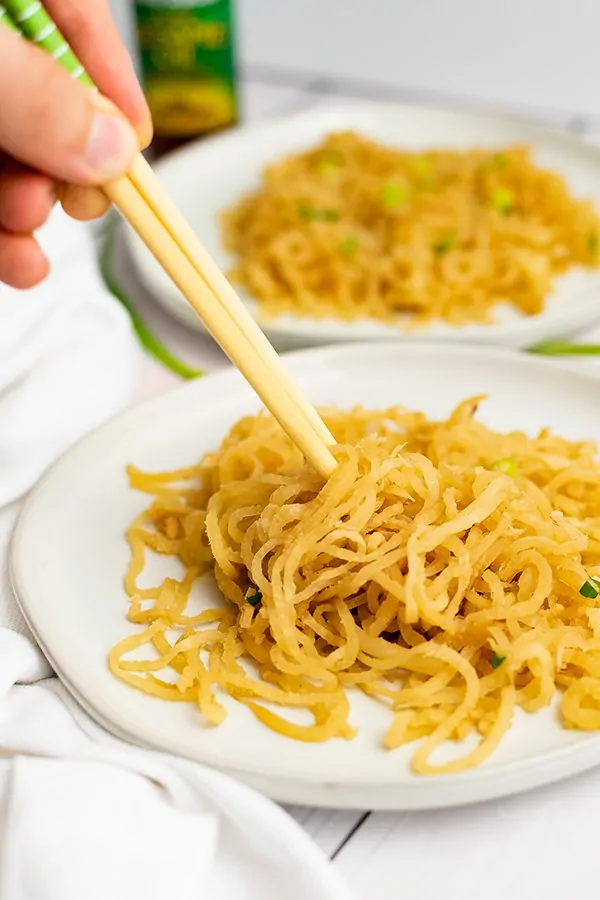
[{"x1": 0, "y1": 0, "x2": 338, "y2": 479}]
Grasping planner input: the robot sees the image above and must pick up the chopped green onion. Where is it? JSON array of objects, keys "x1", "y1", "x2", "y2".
[
  {"x1": 490, "y1": 187, "x2": 515, "y2": 214},
  {"x1": 380, "y1": 183, "x2": 408, "y2": 207},
  {"x1": 491, "y1": 458, "x2": 518, "y2": 477},
  {"x1": 317, "y1": 152, "x2": 344, "y2": 175},
  {"x1": 580, "y1": 580, "x2": 599, "y2": 599},
  {"x1": 298, "y1": 203, "x2": 339, "y2": 222},
  {"x1": 432, "y1": 233, "x2": 457, "y2": 255},
  {"x1": 246, "y1": 588, "x2": 263, "y2": 606},
  {"x1": 588, "y1": 232, "x2": 598, "y2": 255},
  {"x1": 409, "y1": 157, "x2": 436, "y2": 191},
  {"x1": 318, "y1": 161, "x2": 342, "y2": 175},
  {"x1": 339, "y1": 236, "x2": 359, "y2": 256},
  {"x1": 491, "y1": 652, "x2": 506, "y2": 668},
  {"x1": 409, "y1": 155, "x2": 431, "y2": 176},
  {"x1": 488, "y1": 153, "x2": 507, "y2": 171}
]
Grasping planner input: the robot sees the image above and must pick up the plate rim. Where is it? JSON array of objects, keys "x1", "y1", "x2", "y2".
[{"x1": 10, "y1": 342, "x2": 600, "y2": 809}]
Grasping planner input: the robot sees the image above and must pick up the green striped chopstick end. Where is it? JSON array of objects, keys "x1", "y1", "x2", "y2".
[
  {"x1": 3, "y1": 0, "x2": 94, "y2": 86},
  {"x1": 0, "y1": 4, "x2": 19, "y2": 31}
]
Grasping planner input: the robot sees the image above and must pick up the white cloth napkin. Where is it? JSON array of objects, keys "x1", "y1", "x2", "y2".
[
  {"x1": 0, "y1": 210, "x2": 138, "y2": 506},
  {"x1": 0, "y1": 210, "x2": 355, "y2": 900}
]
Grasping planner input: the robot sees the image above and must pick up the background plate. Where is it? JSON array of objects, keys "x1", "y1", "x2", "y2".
[
  {"x1": 126, "y1": 102, "x2": 600, "y2": 349},
  {"x1": 11, "y1": 344, "x2": 600, "y2": 809}
]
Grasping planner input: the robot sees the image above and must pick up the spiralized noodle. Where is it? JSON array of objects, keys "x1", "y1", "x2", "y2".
[
  {"x1": 222, "y1": 133, "x2": 600, "y2": 327},
  {"x1": 110, "y1": 398, "x2": 600, "y2": 774}
]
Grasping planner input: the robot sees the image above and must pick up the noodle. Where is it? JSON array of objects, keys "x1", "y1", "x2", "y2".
[
  {"x1": 110, "y1": 399, "x2": 600, "y2": 774},
  {"x1": 221, "y1": 133, "x2": 600, "y2": 327}
]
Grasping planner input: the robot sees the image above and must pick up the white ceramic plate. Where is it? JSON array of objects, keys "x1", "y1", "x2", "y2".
[
  {"x1": 126, "y1": 101, "x2": 600, "y2": 350},
  {"x1": 11, "y1": 344, "x2": 600, "y2": 810}
]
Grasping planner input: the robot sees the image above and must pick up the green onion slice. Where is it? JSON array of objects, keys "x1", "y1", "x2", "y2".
[
  {"x1": 432, "y1": 233, "x2": 457, "y2": 255},
  {"x1": 246, "y1": 588, "x2": 263, "y2": 606},
  {"x1": 488, "y1": 153, "x2": 507, "y2": 171},
  {"x1": 380, "y1": 183, "x2": 408, "y2": 207},
  {"x1": 409, "y1": 155, "x2": 431, "y2": 176},
  {"x1": 491, "y1": 458, "x2": 518, "y2": 477},
  {"x1": 339, "y1": 236, "x2": 359, "y2": 256},
  {"x1": 298, "y1": 203, "x2": 339, "y2": 222},
  {"x1": 580, "y1": 580, "x2": 599, "y2": 599},
  {"x1": 317, "y1": 151, "x2": 344, "y2": 173},
  {"x1": 490, "y1": 187, "x2": 515, "y2": 214}
]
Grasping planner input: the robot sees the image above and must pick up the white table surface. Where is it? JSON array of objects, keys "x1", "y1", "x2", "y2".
[{"x1": 112, "y1": 75, "x2": 600, "y2": 895}]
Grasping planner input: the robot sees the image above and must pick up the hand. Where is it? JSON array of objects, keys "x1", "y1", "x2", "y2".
[{"x1": 0, "y1": 0, "x2": 152, "y2": 289}]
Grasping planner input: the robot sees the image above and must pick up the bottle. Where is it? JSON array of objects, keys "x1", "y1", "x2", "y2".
[{"x1": 134, "y1": 0, "x2": 238, "y2": 157}]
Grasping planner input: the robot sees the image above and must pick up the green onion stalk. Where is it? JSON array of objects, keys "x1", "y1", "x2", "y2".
[
  {"x1": 100, "y1": 217, "x2": 202, "y2": 380},
  {"x1": 531, "y1": 340, "x2": 600, "y2": 356}
]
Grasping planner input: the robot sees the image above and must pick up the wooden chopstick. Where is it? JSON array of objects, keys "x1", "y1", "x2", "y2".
[
  {"x1": 107, "y1": 176, "x2": 338, "y2": 477},
  {"x1": 127, "y1": 155, "x2": 336, "y2": 451},
  {"x1": 1, "y1": 0, "x2": 338, "y2": 478}
]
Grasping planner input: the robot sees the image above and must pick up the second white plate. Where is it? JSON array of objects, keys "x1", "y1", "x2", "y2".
[
  {"x1": 10, "y1": 344, "x2": 600, "y2": 809},
  {"x1": 127, "y1": 101, "x2": 600, "y2": 349}
]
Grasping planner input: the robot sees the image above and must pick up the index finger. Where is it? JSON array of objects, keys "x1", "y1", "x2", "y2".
[{"x1": 43, "y1": 0, "x2": 153, "y2": 148}]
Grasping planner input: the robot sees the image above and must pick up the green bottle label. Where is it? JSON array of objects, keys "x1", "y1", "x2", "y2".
[{"x1": 135, "y1": 0, "x2": 237, "y2": 137}]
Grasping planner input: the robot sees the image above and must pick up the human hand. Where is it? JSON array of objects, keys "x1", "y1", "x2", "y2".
[{"x1": 0, "y1": 0, "x2": 152, "y2": 288}]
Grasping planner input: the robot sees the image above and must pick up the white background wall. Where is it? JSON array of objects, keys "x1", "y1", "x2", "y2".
[{"x1": 109, "y1": 0, "x2": 600, "y2": 120}]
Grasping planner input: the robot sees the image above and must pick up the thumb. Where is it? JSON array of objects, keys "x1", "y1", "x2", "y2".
[{"x1": 0, "y1": 28, "x2": 139, "y2": 186}]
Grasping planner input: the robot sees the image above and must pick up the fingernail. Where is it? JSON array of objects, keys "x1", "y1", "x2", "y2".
[
  {"x1": 126, "y1": 58, "x2": 154, "y2": 150},
  {"x1": 138, "y1": 114, "x2": 154, "y2": 152},
  {"x1": 86, "y1": 103, "x2": 138, "y2": 180}
]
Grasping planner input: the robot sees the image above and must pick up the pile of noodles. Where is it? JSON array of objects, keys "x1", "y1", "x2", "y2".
[
  {"x1": 110, "y1": 398, "x2": 600, "y2": 775},
  {"x1": 221, "y1": 133, "x2": 600, "y2": 327}
]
